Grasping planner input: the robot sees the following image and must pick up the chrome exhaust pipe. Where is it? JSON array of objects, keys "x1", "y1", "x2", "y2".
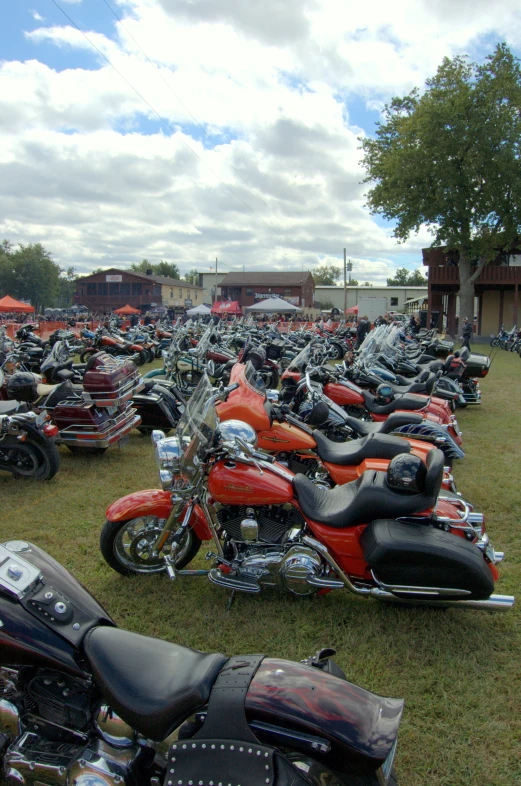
[{"x1": 369, "y1": 588, "x2": 514, "y2": 611}]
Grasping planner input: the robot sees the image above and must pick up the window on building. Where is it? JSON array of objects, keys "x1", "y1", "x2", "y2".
[
  {"x1": 132, "y1": 283, "x2": 142, "y2": 296},
  {"x1": 120, "y1": 283, "x2": 130, "y2": 296},
  {"x1": 195, "y1": 292, "x2": 198, "y2": 301},
  {"x1": 170, "y1": 289, "x2": 173, "y2": 298},
  {"x1": 98, "y1": 282, "x2": 108, "y2": 295},
  {"x1": 154, "y1": 285, "x2": 161, "y2": 296},
  {"x1": 109, "y1": 282, "x2": 119, "y2": 295},
  {"x1": 246, "y1": 288, "x2": 253, "y2": 295},
  {"x1": 87, "y1": 283, "x2": 96, "y2": 296},
  {"x1": 179, "y1": 289, "x2": 182, "y2": 297},
  {"x1": 390, "y1": 297, "x2": 398, "y2": 306},
  {"x1": 284, "y1": 288, "x2": 292, "y2": 295}
]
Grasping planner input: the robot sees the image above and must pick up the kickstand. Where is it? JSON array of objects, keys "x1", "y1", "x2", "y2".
[{"x1": 226, "y1": 591, "x2": 236, "y2": 612}]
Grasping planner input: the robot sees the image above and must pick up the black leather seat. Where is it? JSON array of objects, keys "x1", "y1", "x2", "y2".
[
  {"x1": 342, "y1": 412, "x2": 424, "y2": 437},
  {"x1": 314, "y1": 430, "x2": 410, "y2": 465},
  {"x1": 293, "y1": 448, "x2": 445, "y2": 528},
  {"x1": 85, "y1": 352, "x2": 104, "y2": 372},
  {"x1": 84, "y1": 627, "x2": 228, "y2": 741},
  {"x1": 0, "y1": 400, "x2": 22, "y2": 415},
  {"x1": 362, "y1": 390, "x2": 428, "y2": 415},
  {"x1": 42, "y1": 380, "x2": 78, "y2": 408}
]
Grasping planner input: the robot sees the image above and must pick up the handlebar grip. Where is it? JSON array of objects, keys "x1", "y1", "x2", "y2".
[{"x1": 225, "y1": 382, "x2": 240, "y2": 393}]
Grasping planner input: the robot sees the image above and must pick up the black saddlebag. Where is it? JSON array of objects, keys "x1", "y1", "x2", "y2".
[{"x1": 360, "y1": 520, "x2": 494, "y2": 600}]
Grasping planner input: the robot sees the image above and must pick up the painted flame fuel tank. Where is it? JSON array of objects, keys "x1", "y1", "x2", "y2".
[
  {"x1": 257, "y1": 421, "x2": 316, "y2": 452},
  {"x1": 208, "y1": 460, "x2": 294, "y2": 505}
]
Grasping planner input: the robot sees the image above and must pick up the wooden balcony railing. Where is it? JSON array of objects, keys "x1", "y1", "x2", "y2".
[{"x1": 428, "y1": 265, "x2": 521, "y2": 285}]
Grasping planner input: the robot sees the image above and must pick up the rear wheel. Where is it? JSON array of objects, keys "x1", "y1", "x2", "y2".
[
  {"x1": 0, "y1": 436, "x2": 60, "y2": 480},
  {"x1": 79, "y1": 347, "x2": 96, "y2": 363},
  {"x1": 100, "y1": 515, "x2": 201, "y2": 576}
]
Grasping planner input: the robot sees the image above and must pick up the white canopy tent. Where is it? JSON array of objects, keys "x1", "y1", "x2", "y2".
[
  {"x1": 245, "y1": 296, "x2": 302, "y2": 313},
  {"x1": 186, "y1": 303, "x2": 212, "y2": 316}
]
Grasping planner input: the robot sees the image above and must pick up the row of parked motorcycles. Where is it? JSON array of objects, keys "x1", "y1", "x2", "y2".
[
  {"x1": 0, "y1": 316, "x2": 512, "y2": 786},
  {"x1": 491, "y1": 323, "x2": 521, "y2": 354}
]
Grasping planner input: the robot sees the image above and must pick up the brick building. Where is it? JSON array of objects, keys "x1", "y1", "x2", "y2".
[
  {"x1": 219, "y1": 271, "x2": 315, "y2": 309},
  {"x1": 75, "y1": 269, "x2": 203, "y2": 313}
]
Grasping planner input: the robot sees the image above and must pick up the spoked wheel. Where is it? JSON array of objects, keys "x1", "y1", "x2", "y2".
[{"x1": 100, "y1": 515, "x2": 201, "y2": 576}]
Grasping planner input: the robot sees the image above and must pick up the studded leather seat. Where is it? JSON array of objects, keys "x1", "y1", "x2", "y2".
[
  {"x1": 341, "y1": 412, "x2": 424, "y2": 437},
  {"x1": 84, "y1": 626, "x2": 228, "y2": 741},
  {"x1": 362, "y1": 390, "x2": 428, "y2": 415}
]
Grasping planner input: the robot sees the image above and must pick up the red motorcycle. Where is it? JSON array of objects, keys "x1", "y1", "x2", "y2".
[
  {"x1": 81, "y1": 326, "x2": 149, "y2": 366},
  {"x1": 101, "y1": 374, "x2": 512, "y2": 613}
]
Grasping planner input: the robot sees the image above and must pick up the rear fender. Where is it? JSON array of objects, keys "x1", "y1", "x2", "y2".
[
  {"x1": 105, "y1": 490, "x2": 212, "y2": 540},
  {"x1": 247, "y1": 658, "x2": 403, "y2": 772}
]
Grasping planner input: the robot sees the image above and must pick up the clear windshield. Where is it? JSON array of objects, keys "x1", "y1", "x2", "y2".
[
  {"x1": 177, "y1": 373, "x2": 217, "y2": 481},
  {"x1": 40, "y1": 340, "x2": 70, "y2": 372},
  {"x1": 287, "y1": 343, "x2": 311, "y2": 371}
]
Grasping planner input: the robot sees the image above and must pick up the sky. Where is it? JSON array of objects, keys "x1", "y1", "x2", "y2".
[{"x1": 2, "y1": 0, "x2": 521, "y2": 284}]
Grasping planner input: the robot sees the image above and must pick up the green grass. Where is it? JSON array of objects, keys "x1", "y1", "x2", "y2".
[{"x1": 1, "y1": 351, "x2": 521, "y2": 785}]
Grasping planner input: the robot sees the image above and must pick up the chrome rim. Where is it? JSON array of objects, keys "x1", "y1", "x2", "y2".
[
  {"x1": 113, "y1": 516, "x2": 193, "y2": 573},
  {"x1": 0, "y1": 444, "x2": 40, "y2": 476}
]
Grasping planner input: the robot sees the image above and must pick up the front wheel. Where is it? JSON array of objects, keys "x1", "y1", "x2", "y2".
[
  {"x1": 490, "y1": 337, "x2": 500, "y2": 347},
  {"x1": 79, "y1": 346, "x2": 96, "y2": 363},
  {"x1": 259, "y1": 365, "x2": 279, "y2": 389},
  {"x1": 100, "y1": 516, "x2": 201, "y2": 576}
]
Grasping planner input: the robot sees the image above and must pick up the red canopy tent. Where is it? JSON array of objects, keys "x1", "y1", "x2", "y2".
[
  {"x1": 0, "y1": 295, "x2": 35, "y2": 313},
  {"x1": 211, "y1": 301, "x2": 242, "y2": 315},
  {"x1": 113, "y1": 304, "x2": 141, "y2": 315},
  {"x1": 346, "y1": 305, "x2": 359, "y2": 314}
]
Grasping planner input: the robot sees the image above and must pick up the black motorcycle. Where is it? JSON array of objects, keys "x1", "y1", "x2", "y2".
[
  {"x1": 0, "y1": 404, "x2": 60, "y2": 480},
  {"x1": 0, "y1": 539, "x2": 402, "y2": 786}
]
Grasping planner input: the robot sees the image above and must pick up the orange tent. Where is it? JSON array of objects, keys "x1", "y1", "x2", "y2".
[
  {"x1": 0, "y1": 295, "x2": 35, "y2": 313},
  {"x1": 113, "y1": 304, "x2": 141, "y2": 315}
]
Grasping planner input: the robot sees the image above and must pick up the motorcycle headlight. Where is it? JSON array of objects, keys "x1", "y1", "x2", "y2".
[{"x1": 154, "y1": 436, "x2": 182, "y2": 489}]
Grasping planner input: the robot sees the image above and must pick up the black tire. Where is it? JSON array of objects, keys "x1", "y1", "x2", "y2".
[
  {"x1": 100, "y1": 516, "x2": 201, "y2": 576},
  {"x1": 330, "y1": 342, "x2": 344, "y2": 360},
  {"x1": 505, "y1": 340, "x2": 514, "y2": 352},
  {"x1": 0, "y1": 436, "x2": 60, "y2": 481},
  {"x1": 79, "y1": 347, "x2": 96, "y2": 363},
  {"x1": 67, "y1": 445, "x2": 108, "y2": 455},
  {"x1": 155, "y1": 345, "x2": 163, "y2": 358},
  {"x1": 135, "y1": 350, "x2": 149, "y2": 366}
]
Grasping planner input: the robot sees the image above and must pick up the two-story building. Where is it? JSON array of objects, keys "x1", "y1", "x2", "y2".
[
  {"x1": 147, "y1": 274, "x2": 204, "y2": 310},
  {"x1": 218, "y1": 271, "x2": 315, "y2": 309},
  {"x1": 423, "y1": 247, "x2": 521, "y2": 336},
  {"x1": 75, "y1": 269, "x2": 162, "y2": 313}
]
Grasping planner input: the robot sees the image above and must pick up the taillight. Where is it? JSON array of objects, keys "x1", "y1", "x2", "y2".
[{"x1": 43, "y1": 424, "x2": 59, "y2": 438}]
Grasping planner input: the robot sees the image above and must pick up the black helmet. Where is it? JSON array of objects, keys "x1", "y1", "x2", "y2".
[
  {"x1": 6, "y1": 372, "x2": 39, "y2": 403},
  {"x1": 376, "y1": 383, "x2": 394, "y2": 405},
  {"x1": 387, "y1": 454, "x2": 427, "y2": 494}
]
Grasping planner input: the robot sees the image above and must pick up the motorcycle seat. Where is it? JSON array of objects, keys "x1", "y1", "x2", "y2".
[
  {"x1": 362, "y1": 390, "x2": 427, "y2": 415},
  {"x1": 314, "y1": 430, "x2": 410, "y2": 465},
  {"x1": 37, "y1": 383, "x2": 60, "y2": 397},
  {"x1": 293, "y1": 448, "x2": 444, "y2": 528},
  {"x1": 0, "y1": 400, "x2": 22, "y2": 415},
  {"x1": 83, "y1": 626, "x2": 227, "y2": 741},
  {"x1": 42, "y1": 380, "x2": 79, "y2": 408}
]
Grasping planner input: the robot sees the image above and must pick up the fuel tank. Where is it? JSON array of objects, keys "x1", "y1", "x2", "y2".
[
  {"x1": 208, "y1": 460, "x2": 294, "y2": 505},
  {"x1": 0, "y1": 541, "x2": 115, "y2": 676},
  {"x1": 257, "y1": 421, "x2": 316, "y2": 452},
  {"x1": 324, "y1": 381, "x2": 364, "y2": 407}
]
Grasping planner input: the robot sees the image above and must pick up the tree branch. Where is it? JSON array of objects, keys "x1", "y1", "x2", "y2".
[{"x1": 469, "y1": 257, "x2": 488, "y2": 283}]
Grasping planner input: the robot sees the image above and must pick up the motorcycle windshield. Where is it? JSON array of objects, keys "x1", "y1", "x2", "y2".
[
  {"x1": 287, "y1": 344, "x2": 311, "y2": 371},
  {"x1": 40, "y1": 340, "x2": 69, "y2": 373},
  {"x1": 177, "y1": 373, "x2": 217, "y2": 481}
]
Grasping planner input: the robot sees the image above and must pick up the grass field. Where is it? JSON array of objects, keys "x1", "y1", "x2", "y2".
[{"x1": 1, "y1": 349, "x2": 520, "y2": 785}]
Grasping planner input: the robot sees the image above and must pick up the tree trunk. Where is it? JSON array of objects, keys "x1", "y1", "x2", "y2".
[{"x1": 458, "y1": 255, "x2": 487, "y2": 327}]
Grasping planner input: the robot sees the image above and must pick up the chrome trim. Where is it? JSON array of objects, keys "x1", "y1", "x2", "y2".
[
  {"x1": 54, "y1": 411, "x2": 141, "y2": 447},
  {"x1": 371, "y1": 571, "x2": 471, "y2": 597},
  {"x1": 376, "y1": 738, "x2": 398, "y2": 786}
]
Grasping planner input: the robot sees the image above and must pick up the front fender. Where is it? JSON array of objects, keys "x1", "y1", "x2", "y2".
[{"x1": 105, "y1": 489, "x2": 212, "y2": 541}]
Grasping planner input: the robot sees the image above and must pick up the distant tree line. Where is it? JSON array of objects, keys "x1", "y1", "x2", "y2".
[
  {"x1": 0, "y1": 240, "x2": 76, "y2": 312},
  {"x1": 312, "y1": 263, "x2": 425, "y2": 287}
]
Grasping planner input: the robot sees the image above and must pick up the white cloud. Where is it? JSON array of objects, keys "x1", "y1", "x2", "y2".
[
  {"x1": 2, "y1": 0, "x2": 521, "y2": 280},
  {"x1": 30, "y1": 10, "x2": 45, "y2": 21}
]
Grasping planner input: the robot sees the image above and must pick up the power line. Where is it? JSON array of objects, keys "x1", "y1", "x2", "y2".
[
  {"x1": 48, "y1": 0, "x2": 280, "y2": 235},
  {"x1": 101, "y1": 0, "x2": 284, "y2": 225}
]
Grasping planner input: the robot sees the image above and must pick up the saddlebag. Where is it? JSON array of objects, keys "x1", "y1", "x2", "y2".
[{"x1": 360, "y1": 520, "x2": 494, "y2": 600}]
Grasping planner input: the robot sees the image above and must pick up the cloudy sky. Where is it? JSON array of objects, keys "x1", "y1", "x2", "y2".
[{"x1": 2, "y1": 0, "x2": 521, "y2": 283}]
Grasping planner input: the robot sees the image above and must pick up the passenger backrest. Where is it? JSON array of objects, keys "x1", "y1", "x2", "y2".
[{"x1": 424, "y1": 448, "x2": 445, "y2": 498}]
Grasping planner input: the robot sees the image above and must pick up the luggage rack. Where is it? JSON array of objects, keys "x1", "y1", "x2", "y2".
[
  {"x1": 54, "y1": 407, "x2": 141, "y2": 447},
  {"x1": 82, "y1": 355, "x2": 144, "y2": 408}
]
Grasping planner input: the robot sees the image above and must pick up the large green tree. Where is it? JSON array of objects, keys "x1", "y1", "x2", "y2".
[
  {"x1": 0, "y1": 241, "x2": 62, "y2": 311},
  {"x1": 313, "y1": 265, "x2": 342, "y2": 285},
  {"x1": 360, "y1": 44, "x2": 521, "y2": 321},
  {"x1": 184, "y1": 268, "x2": 200, "y2": 285},
  {"x1": 387, "y1": 268, "x2": 427, "y2": 286},
  {"x1": 131, "y1": 259, "x2": 181, "y2": 280}
]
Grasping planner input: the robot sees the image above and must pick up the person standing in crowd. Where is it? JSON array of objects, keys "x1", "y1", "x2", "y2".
[
  {"x1": 129, "y1": 312, "x2": 139, "y2": 328},
  {"x1": 356, "y1": 315, "x2": 370, "y2": 348},
  {"x1": 461, "y1": 317, "x2": 473, "y2": 349}
]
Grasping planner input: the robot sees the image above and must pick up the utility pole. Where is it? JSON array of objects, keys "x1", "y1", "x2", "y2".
[
  {"x1": 214, "y1": 257, "x2": 218, "y2": 304},
  {"x1": 343, "y1": 248, "x2": 347, "y2": 317}
]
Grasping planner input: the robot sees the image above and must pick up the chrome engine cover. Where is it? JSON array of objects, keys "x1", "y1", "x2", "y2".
[{"x1": 239, "y1": 544, "x2": 323, "y2": 595}]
